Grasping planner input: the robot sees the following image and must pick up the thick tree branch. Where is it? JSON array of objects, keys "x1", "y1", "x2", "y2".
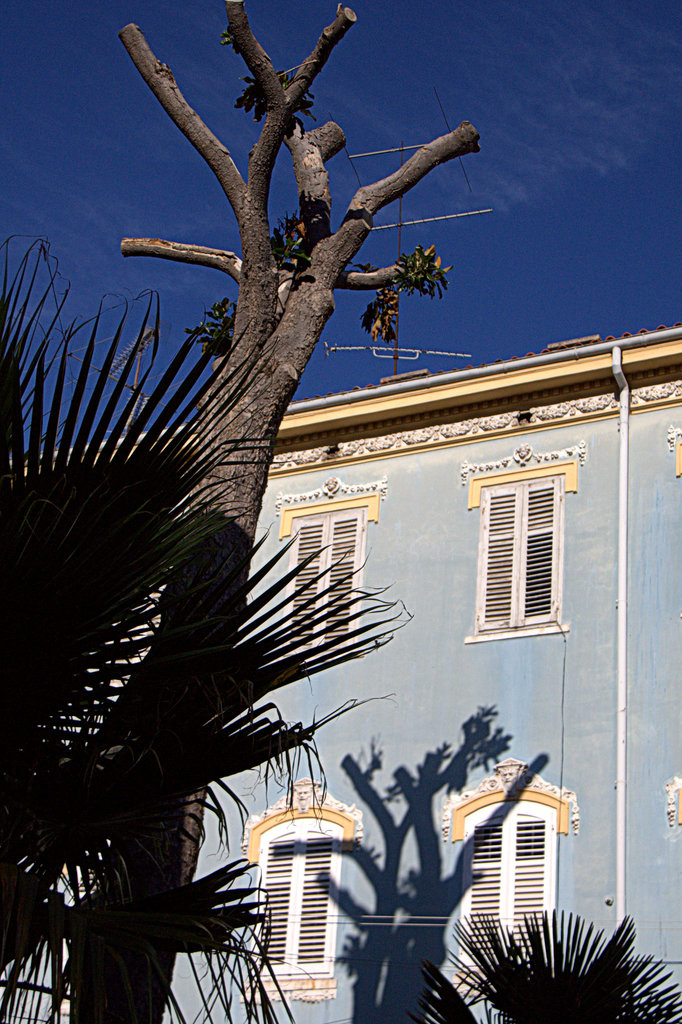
[
  {"x1": 312, "y1": 121, "x2": 480, "y2": 287},
  {"x1": 120, "y1": 239, "x2": 242, "y2": 282},
  {"x1": 119, "y1": 24, "x2": 246, "y2": 218},
  {"x1": 285, "y1": 124, "x2": 334, "y2": 248},
  {"x1": 305, "y1": 120, "x2": 346, "y2": 163},
  {"x1": 227, "y1": 4, "x2": 354, "y2": 226},
  {"x1": 337, "y1": 265, "x2": 399, "y2": 289},
  {"x1": 353, "y1": 122, "x2": 480, "y2": 217},
  {"x1": 225, "y1": 2, "x2": 284, "y2": 109},
  {"x1": 226, "y1": 1, "x2": 288, "y2": 216},
  {"x1": 287, "y1": 6, "x2": 357, "y2": 109}
]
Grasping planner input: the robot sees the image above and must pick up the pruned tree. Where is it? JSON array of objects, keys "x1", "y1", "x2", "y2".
[
  {"x1": 118, "y1": 2, "x2": 480, "y2": 552},
  {"x1": 115, "y1": 4, "x2": 479, "y2": 1013}
]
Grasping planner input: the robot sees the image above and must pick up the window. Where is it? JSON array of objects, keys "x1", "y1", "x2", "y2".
[
  {"x1": 244, "y1": 780, "x2": 362, "y2": 1000},
  {"x1": 443, "y1": 759, "x2": 578, "y2": 941},
  {"x1": 259, "y1": 816, "x2": 342, "y2": 981},
  {"x1": 288, "y1": 507, "x2": 367, "y2": 641},
  {"x1": 475, "y1": 475, "x2": 564, "y2": 635},
  {"x1": 461, "y1": 801, "x2": 556, "y2": 932}
]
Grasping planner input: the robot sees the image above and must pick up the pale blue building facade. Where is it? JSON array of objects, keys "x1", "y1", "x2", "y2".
[{"x1": 178, "y1": 324, "x2": 682, "y2": 1022}]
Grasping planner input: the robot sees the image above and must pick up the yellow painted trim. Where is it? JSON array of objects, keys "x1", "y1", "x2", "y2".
[
  {"x1": 277, "y1": 338, "x2": 682, "y2": 451},
  {"x1": 246, "y1": 808, "x2": 357, "y2": 862},
  {"x1": 279, "y1": 494, "x2": 380, "y2": 539},
  {"x1": 676, "y1": 442, "x2": 682, "y2": 478},
  {"x1": 450, "y1": 790, "x2": 571, "y2": 841},
  {"x1": 467, "y1": 460, "x2": 578, "y2": 509},
  {"x1": 270, "y1": 397, "x2": 682, "y2": 481}
]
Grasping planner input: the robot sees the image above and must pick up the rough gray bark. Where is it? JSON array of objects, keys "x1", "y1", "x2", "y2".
[{"x1": 117, "y1": 2, "x2": 479, "y2": 1015}]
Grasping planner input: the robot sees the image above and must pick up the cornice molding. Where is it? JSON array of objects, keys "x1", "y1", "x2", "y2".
[
  {"x1": 635, "y1": 381, "x2": 682, "y2": 406},
  {"x1": 272, "y1": 381, "x2": 682, "y2": 473}
]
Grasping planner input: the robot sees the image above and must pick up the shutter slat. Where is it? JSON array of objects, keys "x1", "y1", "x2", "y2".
[
  {"x1": 513, "y1": 818, "x2": 546, "y2": 931},
  {"x1": 470, "y1": 822, "x2": 503, "y2": 919}
]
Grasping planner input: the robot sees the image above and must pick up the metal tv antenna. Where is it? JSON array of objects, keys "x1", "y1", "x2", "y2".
[
  {"x1": 341, "y1": 131, "x2": 491, "y2": 376},
  {"x1": 109, "y1": 325, "x2": 158, "y2": 430}
]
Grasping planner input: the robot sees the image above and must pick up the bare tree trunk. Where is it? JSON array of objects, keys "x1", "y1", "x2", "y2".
[{"x1": 115, "y1": 5, "x2": 480, "y2": 1018}]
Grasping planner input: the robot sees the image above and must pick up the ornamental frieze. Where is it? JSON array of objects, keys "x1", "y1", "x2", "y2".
[
  {"x1": 460, "y1": 440, "x2": 587, "y2": 485},
  {"x1": 274, "y1": 475, "x2": 387, "y2": 514},
  {"x1": 441, "y1": 758, "x2": 580, "y2": 838},
  {"x1": 271, "y1": 381, "x2": 682, "y2": 471}
]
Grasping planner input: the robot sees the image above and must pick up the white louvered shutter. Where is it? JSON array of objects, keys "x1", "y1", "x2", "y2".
[
  {"x1": 521, "y1": 480, "x2": 563, "y2": 626},
  {"x1": 290, "y1": 520, "x2": 325, "y2": 641},
  {"x1": 260, "y1": 819, "x2": 342, "y2": 979},
  {"x1": 325, "y1": 510, "x2": 366, "y2": 638},
  {"x1": 462, "y1": 803, "x2": 555, "y2": 935},
  {"x1": 476, "y1": 477, "x2": 564, "y2": 632},
  {"x1": 298, "y1": 835, "x2": 335, "y2": 966},
  {"x1": 289, "y1": 509, "x2": 367, "y2": 643},
  {"x1": 263, "y1": 836, "x2": 296, "y2": 969},
  {"x1": 469, "y1": 821, "x2": 503, "y2": 919},
  {"x1": 478, "y1": 487, "x2": 518, "y2": 630},
  {"x1": 512, "y1": 814, "x2": 549, "y2": 931}
]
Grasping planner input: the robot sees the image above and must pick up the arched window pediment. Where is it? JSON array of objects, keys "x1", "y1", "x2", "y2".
[
  {"x1": 243, "y1": 778, "x2": 363, "y2": 862},
  {"x1": 443, "y1": 758, "x2": 580, "y2": 842}
]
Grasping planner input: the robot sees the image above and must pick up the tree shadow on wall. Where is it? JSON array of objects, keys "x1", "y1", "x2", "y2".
[{"x1": 336, "y1": 707, "x2": 548, "y2": 1024}]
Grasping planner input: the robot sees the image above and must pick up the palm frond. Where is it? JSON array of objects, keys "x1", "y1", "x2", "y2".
[
  {"x1": 0, "y1": 239, "x2": 402, "y2": 1023},
  {"x1": 453, "y1": 912, "x2": 682, "y2": 1024},
  {"x1": 410, "y1": 960, "x2": 478, "y2": 1024}
]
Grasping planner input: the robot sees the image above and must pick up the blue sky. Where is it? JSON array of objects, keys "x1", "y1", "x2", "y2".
[{"x1": 2, "y1": 0, "x2": 680, "y2": 398}]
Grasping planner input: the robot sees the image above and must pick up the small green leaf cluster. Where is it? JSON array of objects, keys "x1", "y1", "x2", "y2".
[
  {"x1": 234, "y1": 72, "x2": 315, "y2": 123},
  {"x1": 185, "y1": 297, "x2": 236, "y2": 355},
  {"x1": 395, "y1": 243, "x2": 451, "y2": 298},
  {"x1": 359, "y1": 245, "x2": 452, "y2": 344},
  {"x1": 219, "y1": 28, "x2": 240, "y2": 54},
  {"x1": 270, "y1": 214, "x2": 311, "y2": 273}
]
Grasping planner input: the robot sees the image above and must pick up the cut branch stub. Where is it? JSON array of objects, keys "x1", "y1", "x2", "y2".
[
  {"x1": 120, "y1": 239, "x2": 242, "y2": 283},
  {"x1": 286, "y1": 6, "x2": 357, "y2": 110}
]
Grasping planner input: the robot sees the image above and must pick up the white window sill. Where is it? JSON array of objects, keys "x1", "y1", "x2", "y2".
[
  {"x1": 464, "y1": 622, "x2": 570, "y2": 644},
  {"x1": 260, "y1": 977, "x2": 337, "y2": 1002}
]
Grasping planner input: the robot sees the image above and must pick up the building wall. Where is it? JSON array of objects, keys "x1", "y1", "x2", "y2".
[{"x1": 174, "y1": 383, "x2": 682, "y2": 1022}]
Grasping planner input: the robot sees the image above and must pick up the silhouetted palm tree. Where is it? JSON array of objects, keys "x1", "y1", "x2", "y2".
[
  {"x1": 0, "y1": 241, "x2": 396, "y2": 1024},
  {"x1": 412, "y1": 912, "x2": 682, "y2": 1024}
]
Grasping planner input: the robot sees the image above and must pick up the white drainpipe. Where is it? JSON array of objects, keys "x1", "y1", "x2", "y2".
[{"x1": 612, "y1": 346, "x2": 629, "y2": 924}]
